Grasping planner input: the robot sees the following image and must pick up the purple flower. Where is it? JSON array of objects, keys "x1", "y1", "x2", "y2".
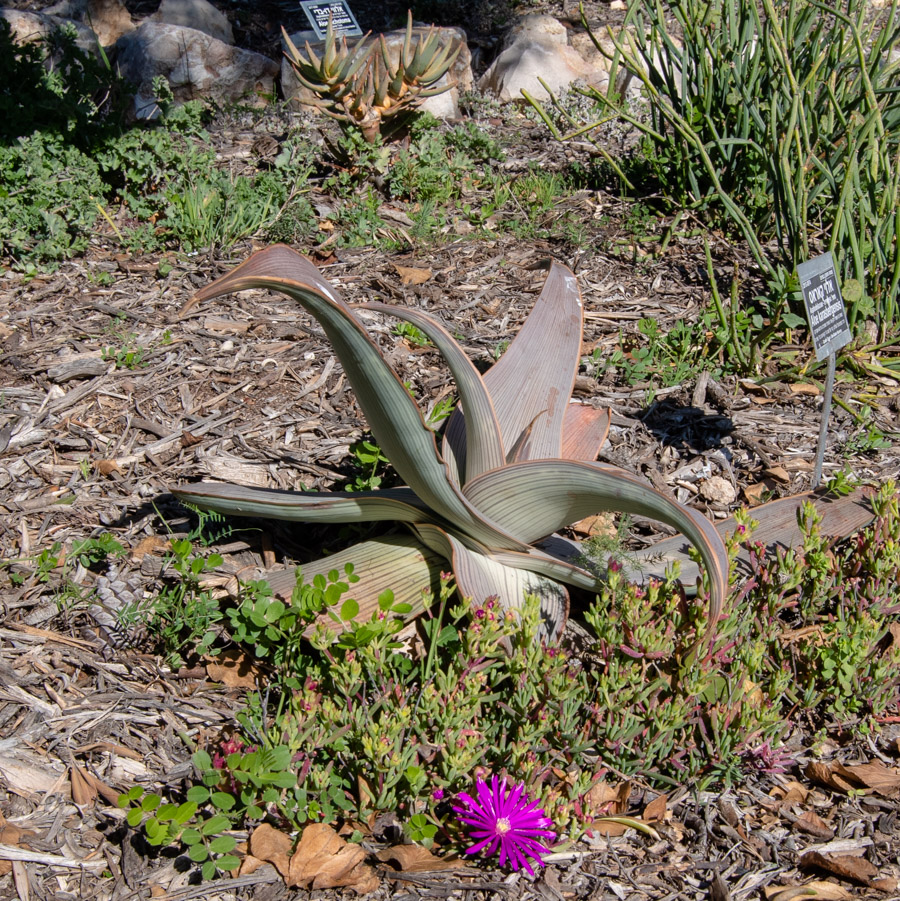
[{"x1": 453, "y1": 776, "x2": 556, "y2": 876}]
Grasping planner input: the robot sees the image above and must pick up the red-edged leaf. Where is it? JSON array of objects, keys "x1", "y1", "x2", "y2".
[{"x1": 444, "y1": 262, "x2": 584, "y2": 480}]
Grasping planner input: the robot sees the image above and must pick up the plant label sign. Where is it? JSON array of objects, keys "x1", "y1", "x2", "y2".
[
  {"x1": 797, "y1": 251, "x2": 851, "y2": 362},
  {"x1": 300, "y1": 0, "x2": 363, "y2": 39}
]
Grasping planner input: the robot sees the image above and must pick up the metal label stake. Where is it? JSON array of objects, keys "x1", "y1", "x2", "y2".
[{"x1": 796, "y1": 252, "x2": 852, "y2": 488}]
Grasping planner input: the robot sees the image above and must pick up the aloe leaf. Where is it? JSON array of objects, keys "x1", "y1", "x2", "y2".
[
  {"x1": 489, "y1": 545, "x2": 598, "y2": 592},
  {"x1": 257, "y1": 535, "x2": 445, "y2": 635},
  {"x1": 443, "y1": 262, "x2": 584, "y2": 480},
  {"x1": 357, "y1": 301, "x2": 504, "y2": 479},
  {"x1": 413, "y1": 523, "x2": 569, "y2": 641},
  {"x1": 173, "y1": 482, "x2": 435, "y2": 525},
  {"x1": 561, "y1": 404, "x2": 611, "y2": 461},
  {"x1": 187, "y1": 245, "x2": 528, "y2": 552},
  {"x1": 462, "y1": 459, "x2": 729, "y2": 635}
]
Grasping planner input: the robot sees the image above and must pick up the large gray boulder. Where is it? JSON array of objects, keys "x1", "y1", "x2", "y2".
[
  {"x1": 42, "y1": 0, "x2": 133, "y2": 47},
  {"x1": 115, "y1": 21, "x2": 279, "y2": 118},
  {"x1": 281, "y1": 24, "x2": 472, "y2": 121},
  {"x1": 478, "y1": 14, "x2": 609, "y2": 102},
  {"x1": 150, "y1": 0, "x2": 233, "y2": 45},
  {"x1": 1, "y1": 7, "x2": 101, "y2": 57}
]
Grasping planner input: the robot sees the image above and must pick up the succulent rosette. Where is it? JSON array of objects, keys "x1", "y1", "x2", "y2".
[{"x1": 174, "y1": 244, "x2": 728, "y2": 642}]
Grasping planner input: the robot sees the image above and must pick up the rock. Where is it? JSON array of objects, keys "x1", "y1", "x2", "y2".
[
  {"x1": 1, "y1": 7, "x2": 100, "y2": 57},
  {"x1": 478, "y1": 14, "x2": 594, "y2": 102},
  {"x1": 42, "y1": 0, "x2": 133, "y2": 47},
  {"x1": 151, "y1": 0, "x2": 232, "y2": 45},
  {"x1": 281, "y1": 24, "x2": 472, "y2": 122},
  {"x1": 115, "y1": 21, "x2": 279, "y2": 118},
  {"x1": 700, "y1": 476, "x2": 737, "y2": 506}
]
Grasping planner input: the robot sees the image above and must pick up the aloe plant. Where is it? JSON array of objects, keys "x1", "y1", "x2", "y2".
[
  {"x1": 283, "y1": 11, "x2": 460, "y2": 141},
  {"x1": 174, "y1": 245, "x2": 728, "y2": 643}
]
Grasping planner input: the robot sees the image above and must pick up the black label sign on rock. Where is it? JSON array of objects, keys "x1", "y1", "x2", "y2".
[
  {"x1": 300, "y1": 0, "x2": 363, "y2": 39},
  {"x1": 797, "y1": 251, "x2": 852, "y2": 362}
]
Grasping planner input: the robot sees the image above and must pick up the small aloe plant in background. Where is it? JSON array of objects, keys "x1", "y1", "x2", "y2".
[
  {"x1": 174, "y1": 245, "x2": 728, "y2": 643},
  {"x1": 283, "y1": 11, "x2": 460, "y2": 141}
]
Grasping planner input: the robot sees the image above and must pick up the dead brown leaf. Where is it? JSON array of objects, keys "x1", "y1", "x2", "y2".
[
  {"x1": 71, "y1": 765, "x2": 96, "y2": 806},
  {"x1": 248, "y1": 823, "x2": 292, "y2": 879},
  {"x1": 287, "y1": 823, "x2": 378, "y2": 893},
  {"x1": 792, "y1": 809, "x2": 833, "y2": 840},
  {"x1": 789, "y1": 382, "x2": 821, "y2": 396},
  {"x1": 831, "y1": 761, "x2": 900, "y2": 796},
  {"x1": 643, "y1": 793, "x2": 667, "y2": 823},
  {"x1": 569, "y1": 512, "x2": 616, "y2": 539},
  {"x1": 206, "y1": 649, "x2": 262, "y2": 689},
  {"x1": 763, "y1": 465, "x2": 791, "y2": 484},
  {"x1": 131, "y1": 535, "x2": 170, "y2": 561},
  {"x1": 96, "y1": 459, "x2": 122, "y2": 476},
  {"x1": 764, "y1": 881, "x2": 851, "y2": 901},
  {"x1": 800, "y1": 851, "x2": 879, "y2": 886},
  {"x1": 806, "y1": 759, "x2": 900, "y2": 796},
  {"x1": 770, "y1": 780, "x2": 808, "y2": 804},
  {"x1": 743, "y1": 482, "x2": 769, "y2": 505},
  {"x1": 376, "y1": 845, "x2": 461, "y2": 872},
  {"x1": 394, "y1": 265, "x2": 432, "y2": 286},
  {"x1": 805, "y1": 761, "x2": 859, "y2": 794}
]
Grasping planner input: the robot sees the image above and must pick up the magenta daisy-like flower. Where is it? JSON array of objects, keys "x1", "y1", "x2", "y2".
[{"x1": 453, "y1": 775, "x2": 556, "y2": 876}]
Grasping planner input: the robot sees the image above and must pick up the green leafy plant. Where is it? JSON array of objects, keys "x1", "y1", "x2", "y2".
[
  {"x1": 174, "y1": 245, "x2": 728, "y2": 644},
  {"x1": 134, "y1": 539, "x2": 224, "y2": 668},
  {"x1": 283, "y1": 11, "x2": 460, "y2": 141},
  {"x1": 71, "y1": 533, "x2": 126, "y2": 569}
]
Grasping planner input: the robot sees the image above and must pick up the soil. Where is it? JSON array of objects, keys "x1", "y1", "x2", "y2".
[{"x1": 1, "y1": 1, "x2": 900, "y2": 899}]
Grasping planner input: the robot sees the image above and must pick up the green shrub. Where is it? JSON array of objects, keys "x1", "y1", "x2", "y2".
[
  {"x1": 0, "y1": 132, "x2": 105, "y2": 262},
  {"x1": 0, "y1": 19, "x2": 129, "y2": 148}
]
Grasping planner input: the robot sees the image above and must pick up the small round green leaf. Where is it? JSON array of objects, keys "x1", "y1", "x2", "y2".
[
  {"x1": 181, "y1": 828, "x2": 202, "y2": 846},
  {"x1": 186, "y1": 786, "x2": 210, "y2": 804},
  {"x1": 210, "y1": 792, "x2": 236, "y2": 811},
  {"x1": 140, "y1": 793, "x2": 161, "y2": 812},
  {"x1": 217, "y1": 854, "x2": 241, "y2": 871},
  {"x1": 126, "y1": 808, "x2": 144, "y2": 828},
  {"x1": 172, "y1": 802, "x2": 198, "y2": 826},
  {"x1": 340, "y1": 598, "x2": 359, "y2": 621},
  {"x1": 208, "y1": 835, "x2": 237, "y2": 855},
  {"x1": 201, "y1": 860, "x2": 217, "y2": 881},
  {"x1": 201, "y1": 814, "x2": 231, "y2": 836},
  {"x1": 188, "y1": 843, "x2": 209, "y2": 863}
]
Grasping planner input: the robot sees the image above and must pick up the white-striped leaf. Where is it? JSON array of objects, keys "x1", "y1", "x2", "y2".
[
  {"x1": 462, "y1": 459, "x2": 728, "y2": 635},
  {"x1": 173, "y1": 482, "x2": 435, "y2": 524},
  {"x1": 186, "y1": 245, "x2": 527, "y2": 552}
]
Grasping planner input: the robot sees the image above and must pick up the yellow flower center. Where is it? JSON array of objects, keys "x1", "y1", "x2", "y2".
[{"x1": 495, "y1": 817, "x2": 512, "y2": 834}]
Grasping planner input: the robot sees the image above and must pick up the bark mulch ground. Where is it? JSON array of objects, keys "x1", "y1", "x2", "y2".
[{"x1": 2, "y1": 20, "x2": 900, "y2": 899}]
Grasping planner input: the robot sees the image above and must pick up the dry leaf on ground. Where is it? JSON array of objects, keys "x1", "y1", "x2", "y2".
[
  {"x1": 206, "y1": 649, "x2": 263, "y2": 689},
  {"x1": 764, "y1": 880, "x2": 851, "y2": 901},
  {"x1": 394, "y1": 265, "x2": 432, "y2": 285},
  {"x1": 247, "y1": 823, "x2": 292, "y2": 879},
  {"x1": 800, "y1": 851, "x2": 879, "y2": 886},
  {"x1": 287, "y1": 823, "x2": 378, "y2": 892},
  {"x1": 376, "y1": 845, "x2": 461, "y2": 872},
  {"x1": 806, "y1": 760, "x2": 900, "y2": 796}
]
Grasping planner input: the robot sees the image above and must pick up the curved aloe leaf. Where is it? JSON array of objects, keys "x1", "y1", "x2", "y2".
[
  {"x1": 444, "y1": 262, "x2": 584, "y2": 481},
  {"x1": 256, "y1": 534, "x2": 445, "y2": 635},
  {"x1": 462, "y1": 459, "x2": 728, "y2": 633},
  {"x1": 187, "y1": 245, "x2": 528, "y2": 552},
  {"x1": 413, "y1": 523, "x2": 569, "y2": 641},
  {"x1": 356, "y1": 301, "x2": 505, "y2": 479},
  {"x1": 561, "y1": 404, "x2": 611, "y2": 462},
  {"x1": 173, "y1": 482, "x2": 436, "y2": 524}
]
